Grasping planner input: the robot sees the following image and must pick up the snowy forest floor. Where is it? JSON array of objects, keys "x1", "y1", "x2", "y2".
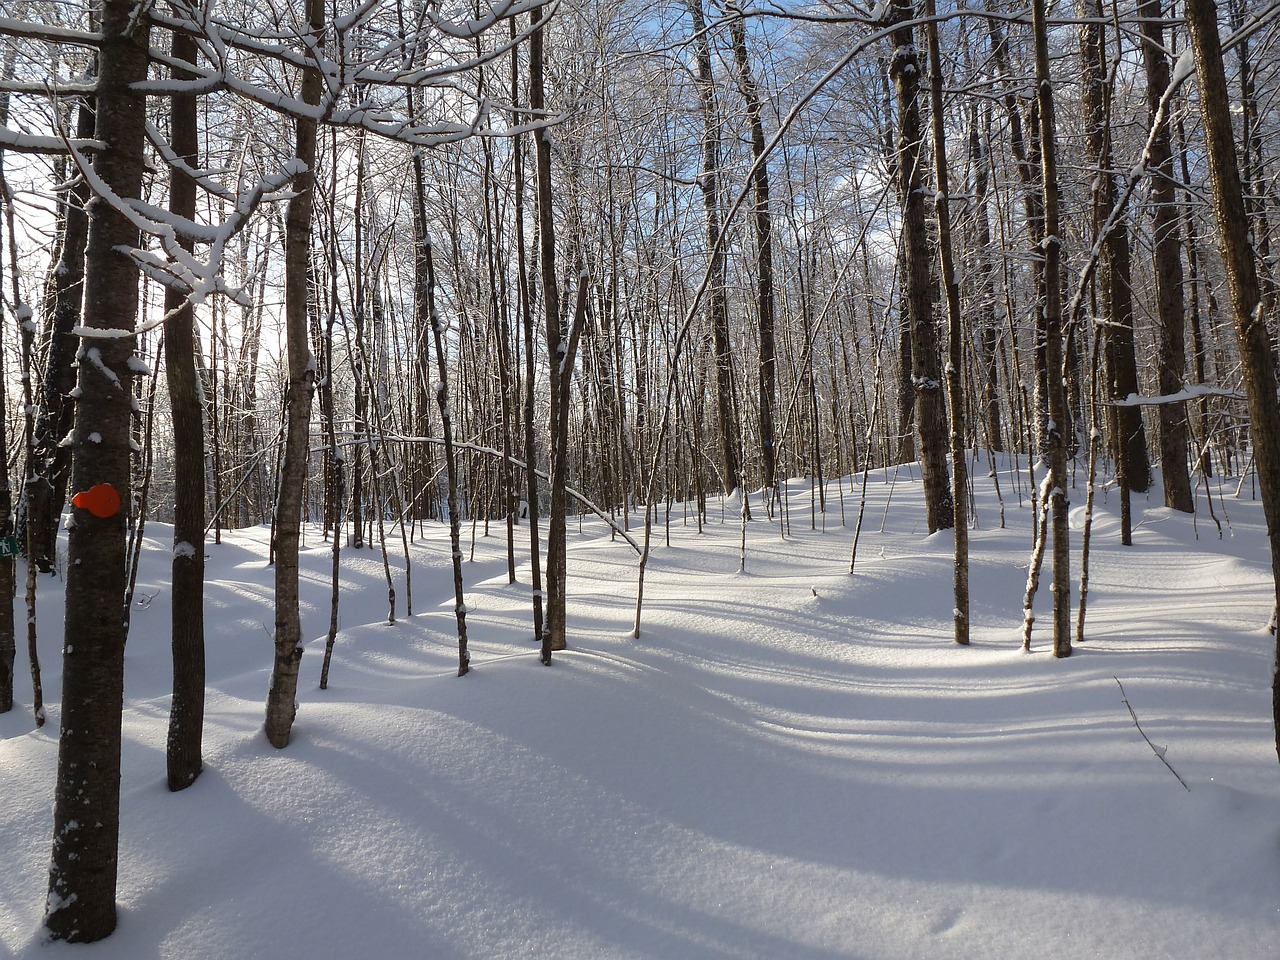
[{"x1": 3, "y1": 450, "x2": 1280, "y2": 959}]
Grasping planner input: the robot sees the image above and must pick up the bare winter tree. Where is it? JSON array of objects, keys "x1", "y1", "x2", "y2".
[
  {"x1": 1076, "y1": 0, "x2": 1149, "y2": 534},
  {"x1": 688, "y1": 0, "x2": 741, "y2": 497},
  {"x1": 1137, "y1": 0, "x2": 1192, "y2": 512},
  {"x1": 263, "y1": 0, "x2": 324, "y2": 750},
  {"x1": 44, "y1": 0, "x2": 150, "y2": 939},
  {"x1": 162, "y1": 21, "x2": 205, "y2": 789},
  {"x1": 1183, "y1": 0, "x2": 1280, "y2": 758},
  {"x1": 884, "y1": 0, "x2": 952, "y2": 533},
  {"x1": 727, "y1": 6, "x2": 778, "y2": 497}
]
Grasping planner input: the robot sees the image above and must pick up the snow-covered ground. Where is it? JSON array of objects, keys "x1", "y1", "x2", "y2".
[{"x1": 3, "y1": 452, "x2": 1279, "y2": 959}]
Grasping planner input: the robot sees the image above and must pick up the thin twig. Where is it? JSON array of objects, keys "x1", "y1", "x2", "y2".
[{"x1": 1115, "y1": 677, "x2": 1190, "y2": 791}]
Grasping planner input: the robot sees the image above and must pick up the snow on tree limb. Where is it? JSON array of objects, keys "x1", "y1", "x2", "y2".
[{"x1": 1109, "y1": 385, "x2": 1247, "y2": 406}]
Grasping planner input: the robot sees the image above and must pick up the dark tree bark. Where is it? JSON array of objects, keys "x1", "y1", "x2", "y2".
[
  {"x1": 511, "y1": 18, "x2": 544, "y2": 641},
  {"x1": 26, "y1": 97, "x2": 95, "y2": 573},
  {"x1": 164, "y1": 24, "x2": 205, "y2": 791},
  {"x1": 1184, "y1": 0, "x2": 1280, "y2": 760},
  {"x1": 44, "y1": 0, "x2": 149, "y2": 941},
  {"x1": 264, "y1": 0, "x2": 323, "y2": 749},
  {"x1": 926, "y1": 0, "x2": 969, "y2": 643},
  {"x1": 1034, "y1": 0, "x2": 1071, "y2": 658},
  {"x1": 349, "y1": 134, "x2": 368, "y2": 550},
  {"x1": 969, "y1": 100, "x2": 1004, "y2": 453},
  {"x1": 1077, "y1": 0, "x2": 1150, "y2": 497},
  {"x1": 728, "y1": 8, "x2": 777, "y2": 494},
  {"x1": 416, "y1": 200, "x2": 470, "y2": 676},
  {"x1": 530, "y1": 3, "x2": 569, "y2": 658},
  {"x1": 886, "y1": 0, "x2": 952, "y2": 532},
  {"x1": 0, "y1": 49, "x2": 17, "y2": 715},
  {"x1": 987, "y1": 14, "x2": 1047, "y2": 453},
  {"x1": 689, "y1": 0, "x2": 741, "y2": 496},
  {"x1": 1137, "y1": 0, "x2": 1192, "y2": 511}
]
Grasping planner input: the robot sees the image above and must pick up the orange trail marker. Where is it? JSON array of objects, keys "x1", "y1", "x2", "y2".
[{"x1": 71, "y1": 483, "x2": 122, "y2": 519}]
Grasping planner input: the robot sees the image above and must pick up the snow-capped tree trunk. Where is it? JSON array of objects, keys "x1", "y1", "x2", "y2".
[
  {"x1": 44, "y1": 0, "x2": 150, "y2": 940},
  {"x1": 264, "y1": 0, "x2": 323, "y2": 749}
]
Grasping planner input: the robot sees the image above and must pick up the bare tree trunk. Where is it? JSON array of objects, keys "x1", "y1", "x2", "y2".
[
  {"x1": 969, "y1": 100, "x2": 1004, "y2": 454},
  {"x1": 0, "y1": 49, "x2": 18, "y2": 714},
  {"x1": 689, "y1": 0, "x2": 740, "y2": 496},
  {"x1": 728, "y1": 8, "x2": 776, "y2": 495},
  {"x1": 1078, "y1": 0, "x2": 1149, "y2": 499},
  {"x1": 926, "y1": 0, "x2": 968, "y2": 643},
  {"x1": 1033, "y1": 0, "x2": 1071, "y2": 658},
  {"x1": 1184, "y1": 0, "x2": 1280, "y2": 760},
  {"x1": 264, "y1": 0, "x2": 323, "y2": 749},
  {"x1": 481, "y1": 131, "x2": 518, "y2": 584},
  {"x1": 415, "y1": 192, "x2": 470, "y2": 676},
  {"x1": 164, "y1": 23, "x2": 205, "y2": 791},
  {"x1": 887, "y1": 0, "x2": 952, "y2": 532},
  {"x1": 1137, "y1": 0, "x2": 1192, "y2": 511},
  {"x1": 26, "y1": 97, "x2": 94, "y2": 572},
  {"x1": 510, "y1": 18, "x2": 544, "y2": 640},
  {"x1": 350, "y1": 133, "x2": 368, "y2": 550},
  {"x1": 45, "y1": 0, "x2": 149, "y2": 940},
  {"x1": 318, "y1": 151, "x2": 345, "y2": 689},
  {"x1": 987, "y1": 14, "x2": 1045, "y2": 457},
  {"x1": 530, "y1": 4, "x2": 568, "y2": 658}
]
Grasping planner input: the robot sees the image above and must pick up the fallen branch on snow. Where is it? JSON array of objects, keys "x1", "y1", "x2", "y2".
[{"x1": 1115, "y1": 677, "x2": 1190, "y2": 791}]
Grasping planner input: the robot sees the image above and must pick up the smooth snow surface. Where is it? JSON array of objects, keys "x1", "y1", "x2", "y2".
[{"x1": 3, "y1": 455, "x2": 1279, "y2": 958}]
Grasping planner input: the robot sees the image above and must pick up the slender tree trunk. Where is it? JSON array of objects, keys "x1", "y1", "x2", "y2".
[
  {"x1": 1078, "y1": 0, "x2": 1150, "y2": 495},
  {"x1": 728, "y1": 9, "x2": 777, "y2": 494},
  {"x1": 164, "y1": 24, "x2": 205, "y2": 790},
  {"x1": 969, "y1": 101, "x2": 1004, "y2": 453},
  {"x1": 1139, "y1": 0, "x2": 1192, "y2": 511},
  {"x1": 27, "y1": 98, "x2": 94, "y2": 572},
  {"x1": 987, "y1": 14, "x2": 1045, "y2": 458},
  {"x1": 511, "y1": 20, "x2": 544, "y2": 639},
  {"x1": 45, "y1": 0, "x2": 149, "y2": 940},
  {"x1": 531, "y1": 5, "x2": 572, "y2": 657},
  {"x1": 350, "y1": 134, "x2": 368, "y2": 550},
  {"x1": 1184, "y1": 0, "x2": 1280, "y2": 760},
  {"x1": 0, "y1": 51, "x2": 17, "y2": 714},
  {"x1": 1033, "y1": 0, "x2": 1071, "y2": 658},
  {"x1": 689, "y1": 0, "x2": 740, "y2": 495},
  {"x1": 264, "y1": 0, "x2": 323, "y2": 749},
  {"x1": 926, "y1": 0, "x2": 968, "y2": 643},
  {"x1": 417, "y1": 205, "x2": 470, "y2": 675}
]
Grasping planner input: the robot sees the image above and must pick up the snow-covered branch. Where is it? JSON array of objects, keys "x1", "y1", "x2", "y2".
[
  {"x1": 0, "y1": 125, "x2": 103, "y2": 154},
  {"x1": 1108, "y1": 385, "x2": 1246, "y2": 407}
]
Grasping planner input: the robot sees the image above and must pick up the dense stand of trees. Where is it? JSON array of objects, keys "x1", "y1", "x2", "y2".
[{"x1": 1, "y1": 0, "x2": 1279, "y2": 943}]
